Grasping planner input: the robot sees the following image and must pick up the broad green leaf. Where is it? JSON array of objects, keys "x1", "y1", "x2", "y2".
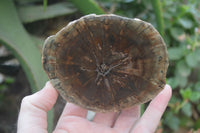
[
  {"x1": 0, "y1": 0, "x2": 48, "y2": 92},
  {"x1": 163, "y1": 0, "x2": 173, "y2": 6},
  {"x1": 194, "y1": 82, "x2": 200, "y2": 91},
  {"x1": 169, "y1": 95, "x2": 181, "y2": 104},
  {"x1": 164, "y1": 112, "x2": 180, "y2": 130},
  {"x1": 176, "y1": 60, "x2": 191, "y2": 77},
  {"x1": 194, "y1": 118, "x2": 200, "y2": 129},
  {"x1": 180, "y1": 5, "x2": 189, "y2": 13},
  {"x1": 17, "y1": 2, "x2": 77, "y2": 23},
  {"x1": 30, "y1": 35, "x2": 45, "y2": 52},
  {"x1": 194, "y1": 48, "x2": 200, "y2": 62},
  {"x1": 168, "y1": 47, "x2": 184, "y2": 60},
  {"x1": 170, "y1": 27, "x2": 184, "y2": 41},
  {"x1": 15, "y1": 0, "x2": 41, "y2": 4},
  {"x1": 175, "y1": 74, "x2": 188, "y2": 88},
  {"x1": 123, "y1": 0, "x2": 134, "y2": 2},
  {"x1": 197, "y1": 105, "x2": 200, "y2": 112},
  {"x1": 190, "y1": 91, "x2": 200, "y2": 102},
  {"x1": 179, "y1": 116, "x2": 192, "y2": 127},
  {"x1": 178, "y1": 17, "x2": 194, "y2": 29},
  {"x1": 179, "y1": 88, "x2": 200, "y2": 102},
  {"x1": 0, "y1": 0, "x2": 52, "y2": 131},
  {"x1": 181, "y1": 102, "x2": 192, "y2": 117},
  {"x1": 180, "y1": 88, "x2": 192, "y2": 100},
  {"x1": 166, "y1": 77, "x2": 179, "y2": 89},
  {"x1": 185, "y1": 52, "x2": 198, "y2": 68}
]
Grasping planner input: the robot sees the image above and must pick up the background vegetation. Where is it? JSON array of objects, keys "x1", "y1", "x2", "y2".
[{"x1": 0, "y1": 0, "x2": 199, "y2": 132}]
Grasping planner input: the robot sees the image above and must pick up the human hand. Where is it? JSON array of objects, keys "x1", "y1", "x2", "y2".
[{"x1": 17, "y1": 81, "x2": 172, "y2": 133}]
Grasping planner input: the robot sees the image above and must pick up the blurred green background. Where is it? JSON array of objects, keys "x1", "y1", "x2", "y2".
[{"x1": 0, "y1": 0, "x2": 199, "y2": 132}]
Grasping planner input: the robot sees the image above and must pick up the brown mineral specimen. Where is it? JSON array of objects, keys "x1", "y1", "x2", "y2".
[{"x1": 42, "y1": 14, "x2": 169, "y2": 112}]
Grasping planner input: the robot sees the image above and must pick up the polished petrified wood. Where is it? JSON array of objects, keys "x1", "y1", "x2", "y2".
[{"x1": 42, "y1": 14, "x2": 168, "y2": 112}]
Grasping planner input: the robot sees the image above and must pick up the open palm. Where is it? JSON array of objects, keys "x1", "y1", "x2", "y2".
[{"x1": 17, "y1": 82, "x2": 171, "y2": 133}]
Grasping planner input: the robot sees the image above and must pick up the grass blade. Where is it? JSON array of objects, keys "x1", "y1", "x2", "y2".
[
  {"x1": 18, "y1": 2, "x2": 77, "y2": 23},
  {"x1": 69, "y1": 0, "x2": 105, "y2": 14}
]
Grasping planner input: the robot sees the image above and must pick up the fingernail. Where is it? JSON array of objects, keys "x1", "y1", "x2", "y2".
[
  {"x1": 165, "y1": 84, "x2": 172, "y2": 90},
  {"x1": 44, "y1": 81, "x2": 52, "y2": 88},
  {"x1": 158, "y1": 84, "x2": 171, "y2": 95},
  {"x1": 164, "y1": 84, "x2": 172, "y2": 96}
]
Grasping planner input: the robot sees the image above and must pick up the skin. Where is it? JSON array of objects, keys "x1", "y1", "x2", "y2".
[{"x1": 17, "y1": 81, "x2": 172, "y2": 133}]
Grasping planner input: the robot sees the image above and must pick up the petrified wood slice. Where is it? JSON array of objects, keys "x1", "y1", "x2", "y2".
[{"x1": 42, "y1": 14, "x2": 169, "y2": 112}]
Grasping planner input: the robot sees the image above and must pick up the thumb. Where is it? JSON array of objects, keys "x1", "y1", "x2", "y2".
[{"x1": 17, "y1": 81, "x2": 58, "y2": 133}]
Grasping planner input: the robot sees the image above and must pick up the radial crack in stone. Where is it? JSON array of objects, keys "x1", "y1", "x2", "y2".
[{"x1": 42, "y1": 14, "x2": 169, "y2": 112}]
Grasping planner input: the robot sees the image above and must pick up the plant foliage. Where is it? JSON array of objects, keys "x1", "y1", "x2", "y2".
[{"x1": 0, "y1": 0, "x2": 199, "y2": 132}]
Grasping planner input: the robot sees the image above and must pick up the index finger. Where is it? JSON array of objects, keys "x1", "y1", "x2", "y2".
[{"x1": 131, "y1": 84, "x2": 172, "y2": 133}]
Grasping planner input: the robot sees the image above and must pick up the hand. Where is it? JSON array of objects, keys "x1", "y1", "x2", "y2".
[{"x1": 17, "y1": 81, "x2": 172, "y2": 133}]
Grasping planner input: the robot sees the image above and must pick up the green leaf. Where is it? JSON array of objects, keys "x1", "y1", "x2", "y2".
[
  {"x1": 176, "y1": 60, "x2": 191, "y2": 77},
  {"x1": 178, "y1": 17, "x2": 194, "y2": 29},
  {"x1": 194, "y1": 118, "x2": 200, "y2": 129},
  {"x1": 194, "y1": 82, "x2": 200, "y2": 91},
  {"x1": 180, "y1": 5, "x2": 189, "y2": 13},
  {"x1": 197, "y1": 104, "x2": 200, "y2": 112},
  {"x1": 4, "y1": 77, "x2": 15, "y2": 84},
  {"x1": 0, "y1": 0, "x2": 52, "y2": 131},
  {"x1": 190, "y1": 91, "x2": 200, "y2": 102},
  {"x1": 185, "y1": 52, "x2": 198, "y2": 68},
  {"x1": 43, "y1": 0, "x2": 48, "y2": 10},
  {"x1": 179, "y1": 116, "x2": 192, "y2": 127},
  {"x1": 180, "y1": 88, "x2": 192, "y2": 100},
  {"x1": 17, "y1": 2, "x2": 77, "y2": 23},
  {"x1": 0, "y1": 0, "x2": 48, "y2": 92},
  {"x1": 164, "y1": 112, "x2": 180, "y2": 130},
  {"x1": 166, "y1": 77, "x2": 179, "y2": 89},
  {"x1": 175, "y1": 74, "x2": 188, "y2": 88},
  {"x1": 194, "y1": 49, "x2": 200, "y2": 62},
  {"x1": 15, "y1": 0, "x2": 41, "y2": 4},
  {"x1": 168, "y1": 47, "x2": 184, "y2": 60},
  {"x1": 169, "y1": 95, "x2": 181, "y2": 104},
  {"x1": 170, "y1": 27, "x2": 184, "y2": 41},
  {"x1": 30, "y1": 35, "x2": 45, "y2": 52},
  {"x1": 69, "y1": 0, "x2": 105, "y2": 15},
  {"x1": 181, "y1": 102, "x2": 192, "y2": 117}
]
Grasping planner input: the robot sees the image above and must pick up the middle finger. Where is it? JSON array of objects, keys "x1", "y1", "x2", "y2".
[
  {"x1": 93, "y1": 112, "x2": 118, "y2": 127},
  {"x1": 113, "y1": 105, "x2": 140, "y2": 133}
]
